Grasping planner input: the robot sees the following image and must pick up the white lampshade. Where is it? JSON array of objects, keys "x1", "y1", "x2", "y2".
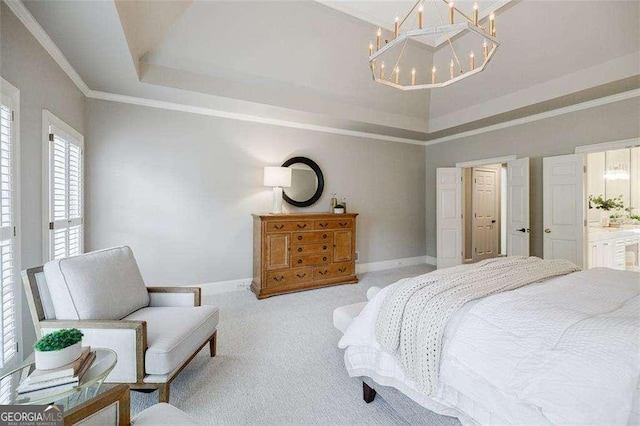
[{"x1": 263, "y1": 167, "x2": 291, "y2": 188}]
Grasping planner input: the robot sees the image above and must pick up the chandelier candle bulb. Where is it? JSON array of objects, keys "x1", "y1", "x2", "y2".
[
  {"x1": 431, "y1": 66, "x2": 436, "y2": 84},
  {"x1": 394, "y1": 15, "x2": 399, "y2": 38},
  {"x1": 489, "y1": 12, "x2": 495, "y2": 36},
  {"x1": 412, "y1": 68, "x2": 416, "y2": 85},
  {"x1": 450, "y1": 59, "x2": 455, "y2": 79},
  {"x1": 449, "y1": 1, "x2": 455, "y2": 24},
  {"x1": 369, "y1": 41, "x2": 373, "y2": 56},
  {"x1": 380, "y1": 61, "x2": 385, "y2": 79},
  {"x1": 473, "y1": 2, "x2": 479, "y2": 25},
  {"x1": 418, "y1": 4, "x2": 424, "y2": 29},
  {"x1": 469, "y1": 51, "x2": 475, "y2": 70},
  {"x1": 376, "y1": 28, "x2": 382, "y2": 50},
  {"x1": 483, "y1": 39, "x2": 489, "y2": 60},
  {"x1": 395, "y1": 67, "x2": 399, "y2": 84}
]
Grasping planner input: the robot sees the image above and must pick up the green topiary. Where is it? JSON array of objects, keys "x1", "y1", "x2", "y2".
[
  {"x1": 34, "y1": 329, "x2": 83, "y2": 352},
  {"x1": 588, "y1": 194, "x2": 624, "y2": 211}
]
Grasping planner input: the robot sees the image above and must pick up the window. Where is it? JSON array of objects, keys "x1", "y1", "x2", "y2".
[
  {"x1": 0, "y1": 80, "x2": 20, "y2": 371},
  {"x1": 43, "y1": 111, "x2": 84, "y2": 261}
]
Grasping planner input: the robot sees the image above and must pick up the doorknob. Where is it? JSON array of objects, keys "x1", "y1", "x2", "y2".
[
  {"x1": 516, "y1": 228, "x2": 527, "y2": 233},
  {"x1": 544, "y1": 228, "x2": 551, "y2": 233}
]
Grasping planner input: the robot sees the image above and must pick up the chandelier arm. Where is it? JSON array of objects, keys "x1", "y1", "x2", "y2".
[
  {"x1": 400, "y1": 0, "x2": 423, "y2": 28},
  {"x1": 439, "y1": 0, "x2": 478, "y2": 28},
  {"x1": 391, "y1": 0, "x2": 422, "y2": 82},
  {"x1": 432, "y1": 0, "x2": 462, "y2": 72}
]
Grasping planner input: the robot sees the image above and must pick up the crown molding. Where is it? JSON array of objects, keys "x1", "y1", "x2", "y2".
[
  {"x1": 424, "y1": 88, "x2": 640, "y2": 146},
  {"x1": 86, "y1": 90, "x2": 427, "y2": 145},
  {"x1": 4, "y1": 0, "x2": 90, "y2": 95}
]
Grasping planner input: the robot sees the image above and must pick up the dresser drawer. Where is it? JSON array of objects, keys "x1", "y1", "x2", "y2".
[
  {"x1": 266, "y1": 220, "x2": 313, "y2": 233},
  {"x1": 314, "y1": 219, "x2": 353, "y2": 230},
  {"x1": 292, "y1": 254, "x2": 331, "y2": 267},
  {"x1": 266, "y1": 268, "x2": 312, "y2": 288},
  {"x1": 292, "y1": 231, "x2": 333, "y2": 244},
  {"x1": 292, "y1": 243, "x2": 331, "y2": 255},
  {"x1": 314, "y1": 262, "x2": 354, "y2": 280}
]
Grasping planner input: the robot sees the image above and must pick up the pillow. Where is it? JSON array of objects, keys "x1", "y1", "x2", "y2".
[{"x1": 44, "y1": 246, "x2": 150, "y2": 320}]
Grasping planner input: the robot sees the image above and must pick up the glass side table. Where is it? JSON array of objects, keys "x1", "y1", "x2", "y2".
[{"x1": 0, "y1": 348, "x2": 117, "y2": 410}]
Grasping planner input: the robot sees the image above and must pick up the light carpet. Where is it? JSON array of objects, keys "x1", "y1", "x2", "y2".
[{"x1": 131, "y1": 264, "x2": 461, "y2": 425}]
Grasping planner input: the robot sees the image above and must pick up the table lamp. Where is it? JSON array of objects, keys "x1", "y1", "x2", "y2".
[{"x1": 264, "y1": 166, "x2": 292, "y2": 214}]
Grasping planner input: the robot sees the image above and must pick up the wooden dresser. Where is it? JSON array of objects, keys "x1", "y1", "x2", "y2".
[{"x1": 251, "y1": 213, "x2": 358, "y2": 299}]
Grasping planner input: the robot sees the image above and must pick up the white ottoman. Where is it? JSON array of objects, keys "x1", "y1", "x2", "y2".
[
  {"x1": 333, "y1": 302, "x2": 366, "y2": 334},
  {"x1": 332, "y1": 286, "x2": 381, "y2": 334}
]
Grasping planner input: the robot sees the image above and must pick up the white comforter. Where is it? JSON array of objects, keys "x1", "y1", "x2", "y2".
[{"x1": 339, "y1": 268, "x2": 640, "y2": 425}]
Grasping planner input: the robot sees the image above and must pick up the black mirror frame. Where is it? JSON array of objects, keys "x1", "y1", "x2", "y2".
[{"x1": 282, "y1": 157, "x2": 324, "y2": 208}]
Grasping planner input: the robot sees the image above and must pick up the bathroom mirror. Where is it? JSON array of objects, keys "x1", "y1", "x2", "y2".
[{"x1": 282, "y1": 157, "x2": 324, "y2": 207}]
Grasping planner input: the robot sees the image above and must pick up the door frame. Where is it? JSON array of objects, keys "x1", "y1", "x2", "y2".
[
  {"x1": 573, "y1": 137, "x2": 640, "y2": 269},
  {"x1": 458, "y1": 155, "x2": 515, "y2": 263}
]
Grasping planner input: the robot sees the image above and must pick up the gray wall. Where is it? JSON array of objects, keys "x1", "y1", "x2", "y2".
[
  {"x1": 1, "y1": 4, "x2": 86, "y2": 352},
  {"x1": 425, "y1": 97, "x2": 640, "y2": 259},
  {"x1": 85, "y1": 99, "x2": 426, "y2": 286}
]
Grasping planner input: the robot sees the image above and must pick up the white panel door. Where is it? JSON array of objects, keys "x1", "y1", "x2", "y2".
[
  {"x1": 437, "y1": 168, "x2": 462, "y2": 269},
  {"x1": 473, "y1": 167, "x2": 499, "y2": 261},
  {"x1": 506, "y1": 158, "x2": 530, "y2": 256},
  {"x1": 543, "y1": 154, "x2": 585, "y2": 267}
]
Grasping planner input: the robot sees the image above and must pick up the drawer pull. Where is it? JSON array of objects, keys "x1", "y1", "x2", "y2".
[
  {"x1": 296, "y1": 273, "x2": 306, "y2": 279},
  {"x1": 273, "y1": 276, "x2": 284, "y2": 282},
  {"x1": 298, "y1": 236, "x2": 303, "y2": 241},
  {"x1": 338, "y1": 267, "x2": 346, "y2": 273},
  {"x1": 339, "y1": 222, "x2": 348, "y2": 227},
  {"x1": 319, "y1": 223, "x2": 328, "y2": 228},
  {"x1": 297, "y1": 247, "x2": 303, "y2": 253},
  {"x1": 274, "y1": 224, "x2": 284, "y2": 230},
  {"x1": 297, "y1": 259, "x2": 303, "y2": 264},
  {"x1": 297, "y1": 223, "x2": 307, "y2": 229},
  {"x1": 318, "y1": 270, "x2": 328, "y2": 275},
  {"x1": 323, "y1": 245, "x2": 327, "y2": 250},
  {"x1": 322, "y1": 234, "x2": 328, "y2": 239},
  {"x1": 323, "y1": 257, "x2": 327, "y2": 261}
]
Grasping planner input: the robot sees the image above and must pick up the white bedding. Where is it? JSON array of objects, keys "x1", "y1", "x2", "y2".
[{"x1": 339, "y1": 267, "x2": 640, "y2": 425}]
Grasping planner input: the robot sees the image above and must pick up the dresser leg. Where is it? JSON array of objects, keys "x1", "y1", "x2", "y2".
[{"x1": 363, "y1": 381, "x2": 376, "y2": 403}]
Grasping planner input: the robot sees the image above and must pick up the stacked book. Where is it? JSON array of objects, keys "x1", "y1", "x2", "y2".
[{"x1": 17, "y1": 347, "x2": 95, "y2": 400}]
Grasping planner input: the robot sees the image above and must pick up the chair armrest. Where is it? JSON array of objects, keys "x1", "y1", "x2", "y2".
[
  {"x1": 64, "y1": 384, "x2": 130, "y2": 426},
  {"x1": 147, "y1": 287, "x2": 201, "y2": 307},
  {"x1": 40, "y1": 320, "x2": 146, "y2": 383}
]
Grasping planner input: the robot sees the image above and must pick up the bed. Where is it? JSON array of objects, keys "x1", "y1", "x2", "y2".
[{"x1": 338, "y1": 261, "x2": 640, "y2": 425}]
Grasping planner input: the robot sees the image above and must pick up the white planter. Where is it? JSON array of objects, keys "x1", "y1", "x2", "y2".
[{"x1": 35, "y1": 341, "x2": 82, "y2": 370}]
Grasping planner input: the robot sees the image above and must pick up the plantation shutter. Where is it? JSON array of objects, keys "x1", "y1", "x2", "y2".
[
  {"x1": 0, "y1": 94, "x2": 18, "y2": 368},
  {"x1": 48, "y1": 125, "x2": 83, "y2": 260}
]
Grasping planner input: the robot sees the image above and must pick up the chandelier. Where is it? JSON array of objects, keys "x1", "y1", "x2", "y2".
[
  {"x1": 604, "y1": 164, "x2": 630, "y2": 181},
  {"x1": 368, "y1": 0, "x2": 500, "y2": 90}
]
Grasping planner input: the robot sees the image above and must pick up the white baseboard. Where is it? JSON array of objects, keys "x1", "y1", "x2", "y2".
[
  {"x1": 355, "y1": 255, "x2": 434, "y2": 273},
  {"x1": 195, "y1": 255, "x2": 435, "y2": 296}
]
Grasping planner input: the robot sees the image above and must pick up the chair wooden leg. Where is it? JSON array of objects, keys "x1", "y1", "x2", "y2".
[
  {"x1": 158, "y1": 383, "x2": 170, "y2": 403},
  {"x1": 209, "y1": 331, "x2": 217, "y2": 357},
  {"x1": 363, "y1": 382, "x2": 376, "y2": 403}
]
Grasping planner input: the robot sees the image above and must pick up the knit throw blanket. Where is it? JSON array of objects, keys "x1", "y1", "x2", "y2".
[{"x1": 375, "y1": 256, "x2": 580, "y2": 395}]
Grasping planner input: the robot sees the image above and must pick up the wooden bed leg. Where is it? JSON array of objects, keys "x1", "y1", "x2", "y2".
[
  {"x1": 158, "y1": 384, "x2": 170, "y2": 403},
  {"x1": 210, "y1": 331, "x2": 217, "y2": 357},
  {"x1": 363, "y1": 382, "x2": 376, "y2": 403}
]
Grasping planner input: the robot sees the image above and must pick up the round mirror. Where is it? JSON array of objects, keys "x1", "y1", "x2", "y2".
[{"x1": 282, "y1": 157, "x2": 324, "y2": 207}]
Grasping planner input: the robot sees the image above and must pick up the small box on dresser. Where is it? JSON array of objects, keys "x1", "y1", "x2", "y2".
[{"x1": 251, "y1": 213, "x2": 358, "y2": 299}]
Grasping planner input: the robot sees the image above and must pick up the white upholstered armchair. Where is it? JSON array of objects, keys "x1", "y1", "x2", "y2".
[{"x1": 22, "y1": 246, "x2": 219, "y2": 403}]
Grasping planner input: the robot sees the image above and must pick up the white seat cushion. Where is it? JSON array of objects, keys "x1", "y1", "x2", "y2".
[
  {"x1": 124, "y1": 306, "x2": 219, "y2": 375},
  {"x1": 333, "y1": 302, "x2": 366, "y2": 334},
  {"x1": 44, "y1": 246, "x2": 150, "y2": 320},
  {"x1": 132, "y1": 403, "x2": 197, "y2": 425}
]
